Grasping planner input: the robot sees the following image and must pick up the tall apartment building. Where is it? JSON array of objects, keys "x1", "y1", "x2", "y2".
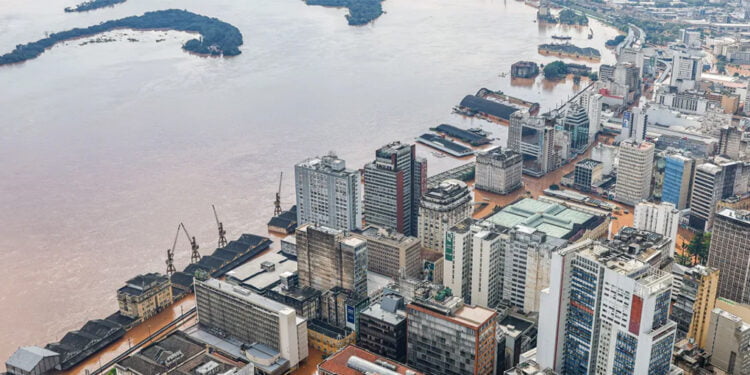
[
  {"x1": 689, "y1": 160, "x2": 748, "y2": 231},
  {"x1": 538, "y1": 239, "x2": 681, "y2": 375},
  {"x1": 562, "y1": 103, "x2": 590, "y2": 154},
  {"x1": 579, "y1": 89, "x2": 603, "y2": 141},
  {"x1": 357, "y1": 294, "x2": 407, "y2": 363},
  {"x1": 634, "y1": 201, "x2": 680, "y2": 257},
  {"x1": 670, "y1": 265, "x2": 719, "y2": 348},
  {"x1": 295, "y1": 153, "x2": 362, "y2": 231},
  {"x1": 406, "y1": 292, "x2": 497, "y2": 375},
  {"x1": 707, "y1": 209, "x2": 750, "y2": 304},
  {"x1": 705, "y1": 308, "x2": 750, "y2": 375},
  {"x1": 296, "y1": 224, "x2": 368, "y2": 296},
  {"x1": 615, "y1": 139, "x2": 655, "y2": 206},
  {"x1": 671, "y1": 51, "x2": 702, "y2": 92},
  {"x1": 719, "y1": 126, "x2": 743, "y2": 159},
  {"x1": 418, "y1": 179, "x2": 471, "y2": 252},
  {"x1": 619, "y1": 106, "x2": 649, "y2": 142},
  {"x1": 508, "y1": 111, "x2": 558, "y2": 177},
  {"x1": 117, "y1": 273, "x2": 173, "y2": 321},
  {"x1": 662, "y1": 153, "x2": 695, "y2": 210},
  {"x1": 363, "y1": 142, "x2": 427, "y2": 237},
  {"x1": 194, "y1": 278, "x2": 308, "y2": 368},
  {"x1": 444, "y1": 218, "x2": 476, "y2": 305},
  {"x1": 475, "y1": 147, "x2": 523, "y2": 195},
  {"x1": 353, "y1": 226, "x2": 421, "y2": 279}
]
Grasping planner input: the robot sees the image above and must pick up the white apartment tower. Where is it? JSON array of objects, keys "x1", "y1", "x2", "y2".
[
  {"x1": 615, "y1": 140, "x2": 655, "y2": 206},
  {"x1": 634, "y1": 201, "x2": 680, "y2": 257},
  {"x1": 295, "y1": 153, "x2": 361, "y2": 231}
]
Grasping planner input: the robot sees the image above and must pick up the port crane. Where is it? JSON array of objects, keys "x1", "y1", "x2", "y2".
[
  {"x1": 179, "y1": 222, "x2": 201, "y2": 264},
  {"x1": 212, "y1": 204, "x2": 228, "y2": 248},
  {"x1": 273, "y1": 172, "x2": 283, "y2": 217},
  {"x1": 165, "y1": 224, "x2": 181, "y2": 276}
]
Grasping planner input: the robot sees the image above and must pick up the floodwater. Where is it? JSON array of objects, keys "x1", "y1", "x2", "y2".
[{"x1": 0, "y1": 0, "x2": 619, "y2": 362}]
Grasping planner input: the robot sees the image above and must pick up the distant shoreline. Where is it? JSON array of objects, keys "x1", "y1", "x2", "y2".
[
  {"x1": 0, "y1": 9, "x2": 244, "y2": 66},
  {"x1": 64, "y1": 0, "x2": 127, "y2": 13}
]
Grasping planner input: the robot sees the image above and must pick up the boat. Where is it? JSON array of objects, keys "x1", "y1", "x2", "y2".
[{"x1": 551, "y1": 35, "x2": 572, "y2": 40}]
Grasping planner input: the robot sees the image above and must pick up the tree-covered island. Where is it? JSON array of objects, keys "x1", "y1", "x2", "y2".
[
  {"x1": 64, "y1": 0, "x2": 127, "y2": 13},
  {"x1": 0, "y1": 9, "x2": 243, "y2": 66},
  {"x1": 305, "y1": 0, "x2": 384, "y2": 26}
]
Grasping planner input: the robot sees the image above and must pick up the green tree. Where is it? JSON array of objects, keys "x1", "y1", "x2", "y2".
[{"x1": 686, "y1": 232, "x2": 711, "y2": 265}]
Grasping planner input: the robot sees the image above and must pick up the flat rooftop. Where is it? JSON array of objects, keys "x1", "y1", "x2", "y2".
[
  {"x1": 485, "y1": 198, "x2": 600, "y2": 239},
  {"x1": 197, "y1": 279, "x2": 297, "y2": 316},
  {"x1": 225, "y1": 252, "x2": 297, "y2": 293},
  {"x1": 317, "y1": 345, "x2": 425, "y2": 375}
]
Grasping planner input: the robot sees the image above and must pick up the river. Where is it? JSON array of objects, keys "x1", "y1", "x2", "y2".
[{"x1": 0, "y1": 0, "x2": 618, "y2": 362}]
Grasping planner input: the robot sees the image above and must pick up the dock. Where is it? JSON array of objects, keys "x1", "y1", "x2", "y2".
[{"x1": 416, "y1": 134, "x2": 474, "y2": 157}]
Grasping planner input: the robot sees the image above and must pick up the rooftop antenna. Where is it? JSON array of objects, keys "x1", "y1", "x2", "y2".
[
  {"x1": 166, "y1": 224, "x2": 180, "y2": 276},
  {"x1": 212, "y1": 204, "x2": 227, "y2": 248},
  {"x1": 180, "y1": 223, "x2": 200, "y2": 264},
  {"x1": 274, "y1": 172, "x2": 283, "y2": 217}
]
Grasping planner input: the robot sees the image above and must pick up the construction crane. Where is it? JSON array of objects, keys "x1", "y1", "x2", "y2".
[
  {"x1": 165, "y1": 224, "x2": 180, "y2": 276},
  {"x1": 273, "y1": 172, "x2": 283, "y2": 217},
  {"x1": 180, "y1": 222, "x2": 201, "y2": 264},
  {"x1": 212, "y1": 204, "x2": 228, "y2": 248}
]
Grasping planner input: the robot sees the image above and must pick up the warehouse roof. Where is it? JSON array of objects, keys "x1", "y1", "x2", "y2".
[{"x1": 459, "y1": 95, "x2": 519, "y2": 120}]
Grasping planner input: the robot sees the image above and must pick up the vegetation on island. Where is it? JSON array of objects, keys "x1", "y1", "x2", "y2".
[
  {"x1": 539, "y1": 43, "x2": 600, "y2": 59},
  {"x1": 305, "y1": 0, "x2": 384, "y2": 26},
  {"x1": 64, "y1": 0, "x2": 126, "y2": 12},
  {"x1": 0, "y1": 9, "x2": 243, "y2": 66},
  {"x1": 558, "y1": 9, "x2": 588, "y2": 26},
  {"x1": 605, "y1": 34, "x2": 626, "y2": 47},
  {"x1": 543, "y1": 60, "x2": 569, "y2": 80}
]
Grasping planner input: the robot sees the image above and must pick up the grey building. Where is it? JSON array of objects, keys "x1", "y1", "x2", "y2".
[
  {"x1": 296, "y1": 224, "x2": 368, "y2": 297},
  {"x1": 353, "y1": 225, "x2": 421, "y2": 279},
  {"x1": 265, "y1": 271, "x2": 322, "y2": 320},
  {"x1": 707, "y1": 209, "x2": 750, "y2": 304},
  {"x1": 193, "y1": 278, "x2": 307, "y2": 368},
  {"x1": 689, "y1": 161, "x2": 747, "y2": 231},
  {"x1": 562, "y1": 103, "x2": 590, "y2": 154},
  {"x1": 615, "y1": 139, "x2": 655, "y2": 206},
  {"x1": 363, "y1": 141, "x2": 427, "y2": 237},
  {"x1": 508, "y1": 112, "x2": 559, "y2": 177},
  {"x1": 5, "y1": 347, "x2": 60, "y2": 375},
  {"x1": 295, "y1": 153, "x2": 361, "y2": 231},
  {"x1": 357, "y1": 294, "x2": 407, "y2": 363},
  {"x1": 418, "y1": 179, "x2": 472, "y2": 252},
  {"x1": 475, "y1": 147, "x2": 523, "y2": 195},
  {"x1": 573, "y1": 159, "x2": 603, "y2": 192},
  {"x1": 706, "y1": 308, "x2": 750, "y2": 375}
]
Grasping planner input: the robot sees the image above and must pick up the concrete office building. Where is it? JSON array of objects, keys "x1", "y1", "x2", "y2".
[
  {"x1": 705, "y1": 308, "x2": 750, "y2": 374},
  {"x1": 619, "y1": 106, "x2": 649, "y2": 142},
  {"x1": 443, "y1": 218, "x2": 477, "y2": 305},
  {"x1": 194, "y1": 278, "x2": 308, "y2": 368},
  {"x1": 662, "y1": 153, "x2": 695, "y2": 210},
  {"x1": 296, "y1": 224, "x2": 368, "y2": 297},
  {"x1": 719, "y1": 126, "x2": 743, "y2": 159},
  {"x1": 579, "y1": 90, "x2": 603, "y2": 141},
  {"x1": 634, "y1": 201, "x2": 681, "y2": 257},
  {"x1": 353, "y1": 226, "x2": 421, "y2": 279},
  {"x1": 475, "y1": 147, "x2": 523, "y2": 195},
  {"x1": 590, "y1": 143, "x2": 617, "y2": 175},
  {"x1": 508, "y1": 112, "x2": 559, "y2": 177},
  {"x1": 357, "y1": 294, "x2": 407, "y2": 363},
  {"x1": 406, "y1": 292, "x2": 497, "y2": 375},
  {"x1": 689, "y1": 160, "x2": 749, "y2": 231},
  {"x1": 615, "y1": 139, "x2": 655, "y2": 206},
  {"x1": 707, "y1": 209, "x2": 750, "y2": 304},
  {"x1": 671, "y1": 51, "x2": 702, "y2": 92},
  {"x1": 538, "y1": 239, "x2": 681, "y2": 375},
  {"x1": 562, "y1": 103, "x2": 590, "y2": 154},
  {"x1": 573, "y1": 159, "x2": 603, "y2": 192},
  {"x1": 363, "y1": 141, "x2": 427, "y2": 237},
  {"x1": 295, "y1": 153, "x2": 362, "y2": 231},
  {"x1": 418, "y1": 179, "x2": 472, "y2": 252},
  {"x1": 117, "y1": 273, "x2": 173, "y2": 322},
  {"x1": 670, "y1": 265, "x2": 720, "y2": 348}
]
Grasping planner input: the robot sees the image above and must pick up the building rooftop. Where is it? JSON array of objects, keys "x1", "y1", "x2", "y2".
[
  {"x1": 308, "y1": 319, "x2": 353, "y2": 340},
  {"x1": 485, "y1": 198, "x2": 603, "y2": 240},
  {"x1": 296, "y1": 153, "x2": 354, "y2": 175},
  {"x1": 360, "y1": 295, "x2": 406, "y2": 326},
  {"x1": 118, "y1": 273, "x2": 169, "y2": 296},
  {"x1": 576, "y1": 159, "x2": 602, "y2": 169},
  {"x1": 421, "y1": 179, "x2": 470, "y2": 206},
  {"x1": 410, "y1": 289, "x2": 496, "y2": 329},
  {"x1": 225, "y1": 252, "x2": 297, "y2": 293},
  {"x1": 5, "y1": 347, "x2": 59, "y2": 372},
  {"x1": 317, "y1": 345, "x2": 425, "y2": 375},
  {"x1": 357, "y1": 226, "x2": 420, "y2": 247},
  {"x1": 197, "y1": 279, "x2": 297, "y2": 315},
  {"x1": 459, "y1": 95, "x2": 520, "y2": 121},
  {"x1": 716, "y1": 208, "x2": 750, "y2": 225}
]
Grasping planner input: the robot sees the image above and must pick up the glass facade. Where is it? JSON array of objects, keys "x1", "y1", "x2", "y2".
[
  {"x1": 613, "y1": 332, "x2": 638, "y2": 375},
  {"x1": 662, "y1": 157, "x2": 686, "y2": 208},
  {"x1": 563, "y1": 266, "x2": 599, "y2": 375}
]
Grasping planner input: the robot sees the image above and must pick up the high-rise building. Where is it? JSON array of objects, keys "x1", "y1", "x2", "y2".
[
  {"x1": 562, "y1": 103, "x2": 590, "y2": 154},
  {"x1": 618, "y1": 106, "x2": 648, "y2": 142},
  {"x1": 194, "y1": 278, "x2": 308, "y2": 368},
  {"x1": 406, "y1": 291, "x2": 497, "y2": 375},
  {"x1": 508, "y1": 112, "x2": 558, "y2": 177},
  {"x1": 688, "y1": 161, "x2": 747, "y2": 231},
  {"x1": 719, "y1": 126, "x2": 743, "y2": 159},
  {"x1": 591, "y1": 143, "x2": 617, "y2": 175},
  {"x1": 353, "y1": 225, "x2": 421, "y2": 279},
  {"x1": 705, "y1": 308, "x2": 750, "y2": 375},
  {"x1": 296, "y1": 224, "x2": 368, "y2": 296},
  {"x1": 443, "y1": 218, "x2": 476, "y2": 305},
  {"x1": 670, "y1": 265, "x2": 719, "y2": 348},
  {"x1": 295, "y1": 153, "x2": 362, "y2": 231},
  {"x1": 707, "y1": 209, "x2": 750, "y2": 304},
  {"x1": 671, "y1": 51, "x2": 702, "y2": 92},
  {"x1": 662, "y1": 153, "x2": 695, "y2": 210},
  {"x1": 573, "y1": 158, "x2": 603, "y2": 192},
  {"x1": 579, "y1": 90, "x2": 603, "y2": 142},
  {"x1": 475, "y1": 147, "x2": 523, "y2": 195},
  {"x1": 418, "y1": 179, "x2": 472, "y2": 252},
  {"x1": 615, "y1": 139, "x2": 655, "y2": 206},
  {"x1": 363, "y1": 142, "x2": 427, "y2": 237},
  {"x1": 634, "y1": 201, "x2": 680, "y2": 257},
  {"x1": 538, "y1": 239, "x2": 680, "y2": 375},
  {"x1": 357, "y1": 294, "x2": 407, "y2": 363}
]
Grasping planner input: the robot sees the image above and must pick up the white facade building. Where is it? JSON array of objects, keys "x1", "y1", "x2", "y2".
[
  {"x1": 295, "y1": 153, "x2": 361, "y2": 231},
  {"x1": 634, "y1": 202, "x2": 680, "y2": 257},
  {"x1": 615, "y1": 140, "x2": 655, "y2": 206}
]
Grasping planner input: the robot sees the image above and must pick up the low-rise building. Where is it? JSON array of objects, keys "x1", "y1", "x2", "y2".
[
  {"x1": 117, "y1": 273, "x2": 173, "y2": 321},
  {"x1": 573, "y1": 159, "x2": 603, "y2": 192},
  {"x1": 317, "y1": 345, "x2": 425, "y2": 375},
  {"x1": 307, "y1": 319, "x2": 356, "y2": 356},
  {"x1": 357, "y1": 294, "x2": 407, "y2": 363},
  {"x1": 4, "y1": 347, "x2": 60, "y2": 375}
]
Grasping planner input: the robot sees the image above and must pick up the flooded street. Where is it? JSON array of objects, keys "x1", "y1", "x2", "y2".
[{"x1": 0, "y1": 0, "x2": 619, "y2": 360}]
